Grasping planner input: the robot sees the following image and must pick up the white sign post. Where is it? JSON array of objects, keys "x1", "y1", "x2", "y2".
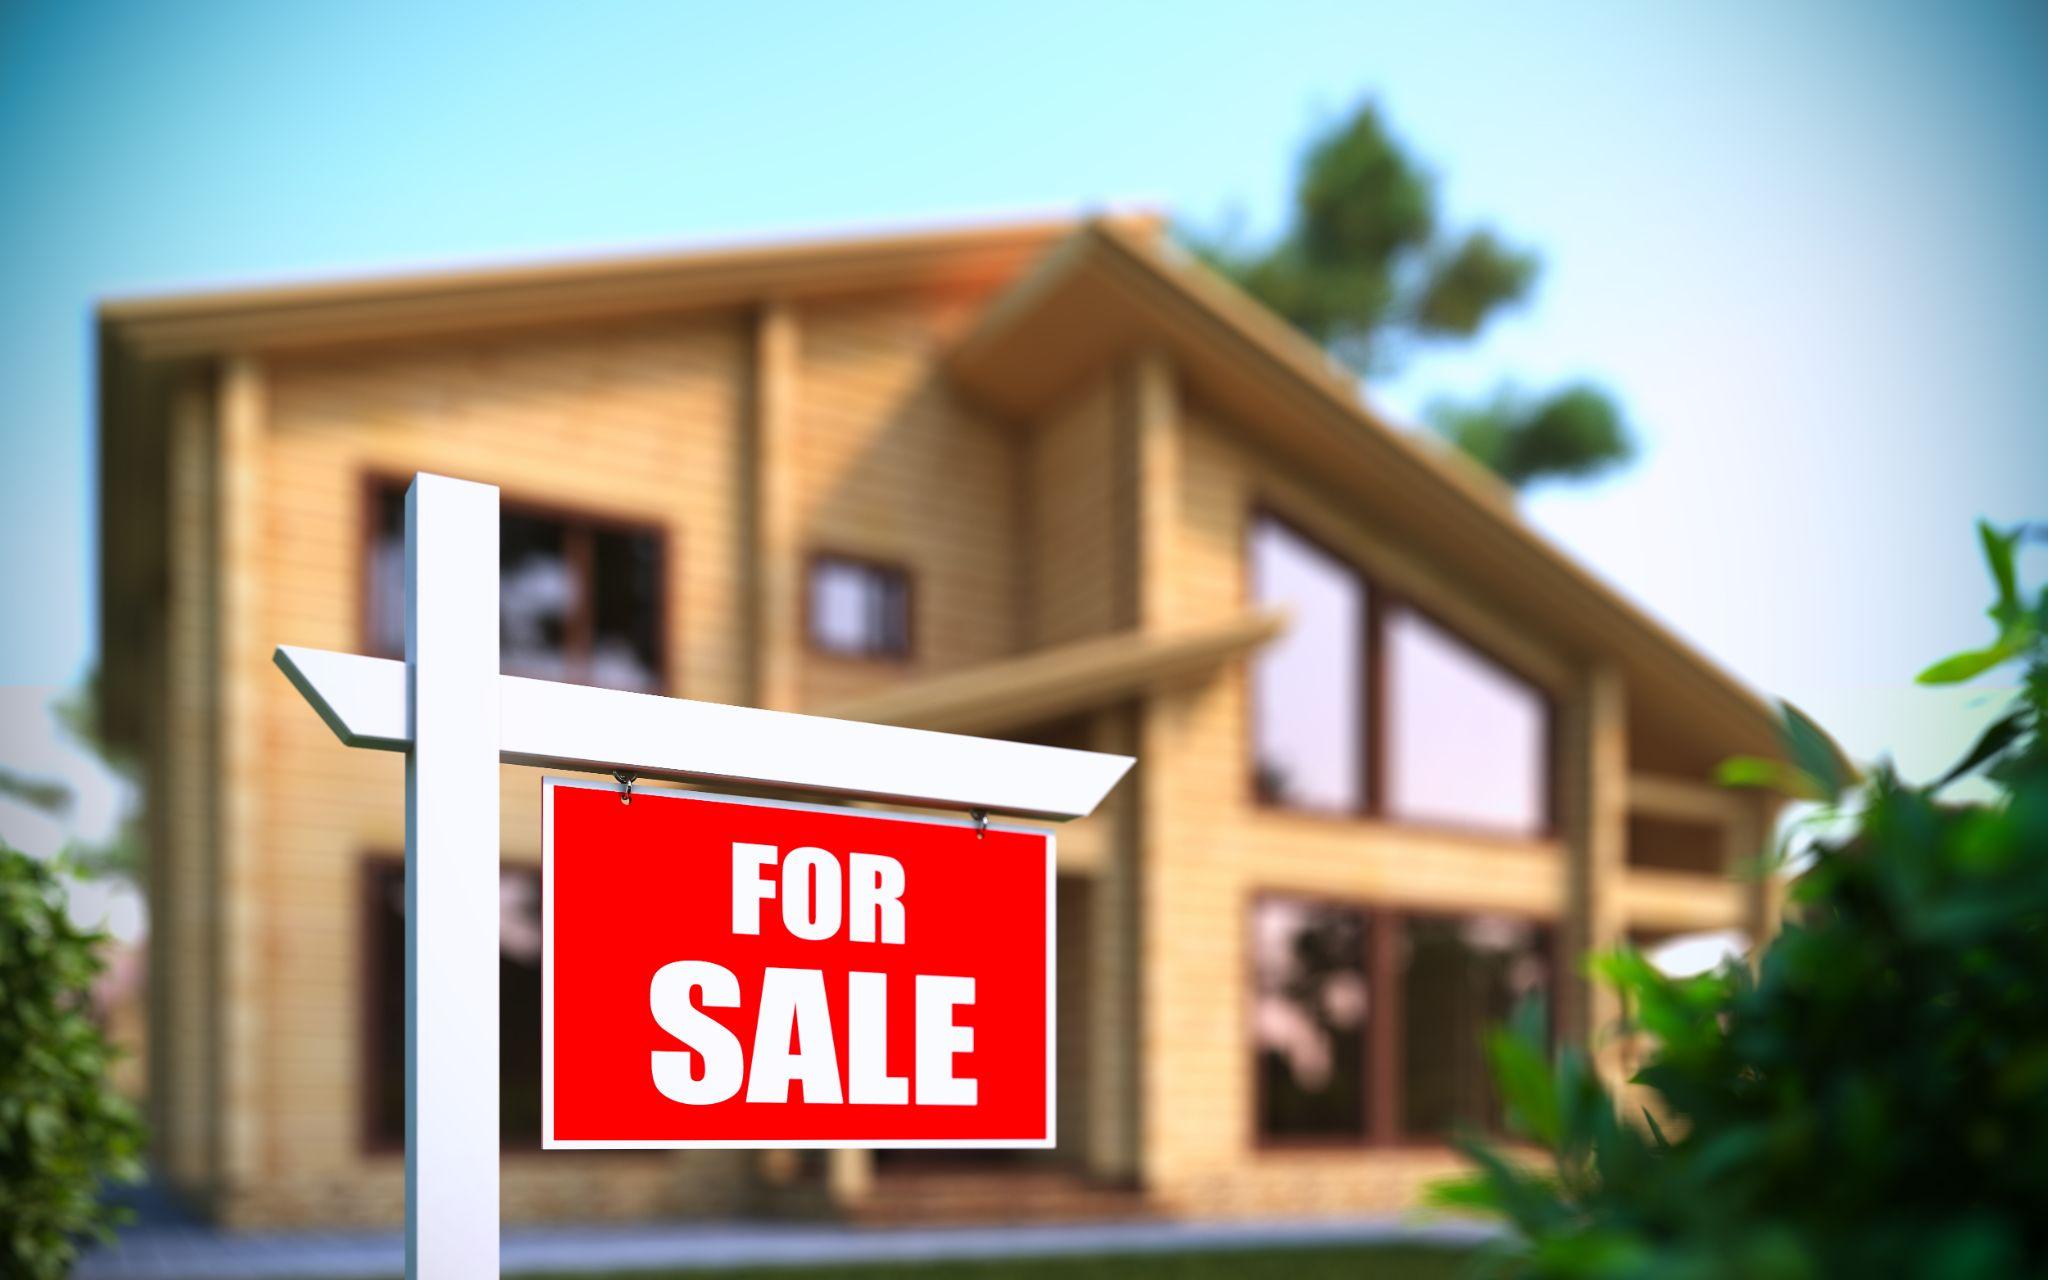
[
  {"x1": 403, "y1": 475, "x2": 500, "y2": 1276},
  {"x1": 277, "y1": 473, "x2": 1134, "y2": 1280}
]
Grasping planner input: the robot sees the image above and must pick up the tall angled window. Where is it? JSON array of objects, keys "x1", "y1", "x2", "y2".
[
  {"x1": 1384, "y1": 607, "x2": 1550, "y2": 836},
  {"x1": 367, "y1": 483, "x2": 664, "y2": 692},
  {"x1": 807, "y1": 554, "x2": 912, "y2": 659},
  {"x1": 1250, "y1": 516, "x2": 1366, "y2": 812},
  {"x1": 1253, "y1": 897, "x2": 1370, "y2": 1138}
]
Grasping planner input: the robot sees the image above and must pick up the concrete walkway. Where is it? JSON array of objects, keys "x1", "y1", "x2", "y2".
[{"x1": 77, "y1": 1214, "x2": 1494, "y2": 1279}]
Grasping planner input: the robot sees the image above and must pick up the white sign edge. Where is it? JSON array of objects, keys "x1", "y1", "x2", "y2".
[
  {"x1": 537, "y1": 775, "x2": 1057, "y2": 1151},
  {"x1": 275, "y1": 645, "x2": 1131, "y2": 822}
]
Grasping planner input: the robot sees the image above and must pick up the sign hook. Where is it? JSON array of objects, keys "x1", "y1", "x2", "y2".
[
  {"x1": 970, "y1": 808, "x2": 988, "y2": 840},
  {"x1": 613, "y1": 771, "x2": 636, "y2": 805}
]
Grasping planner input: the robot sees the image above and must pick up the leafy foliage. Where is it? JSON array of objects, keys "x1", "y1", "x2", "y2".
[
  {"x1": 1189, "y1": 101, "x2": 1635, "y2": 490},
  {"x1": 1426, "y1": 385, "x2": 1636, "y2": 490},
  {"x1": 0, "y1": 843, "x2": 145, "y2": 1278},
  {"x1": 0, "y1": 673, "x2": 145, "y2": 884},
  {"x1": 1436, "y1": 521, "x2": 2048, "y2": 1278},
  {"x1": 52, "y1": 671, "x2": 145, "y2": 884},
  {"x1": 1199, "y1": 102, "x2": 1535, "y2": 371}
]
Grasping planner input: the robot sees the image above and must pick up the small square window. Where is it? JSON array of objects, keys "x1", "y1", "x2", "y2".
[{"x1": 808, "y1": 555, "x2": 911, "y2": 658}]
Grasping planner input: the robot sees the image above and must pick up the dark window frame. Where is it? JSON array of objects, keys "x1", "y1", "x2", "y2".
[
  {"x1": 1245, "y1": 506, "x2": 1560, "y2": 840},
  {"x1": 358, "y1": 856, "x2": 402, "y2": 1157},
  {"x1": 803, "y1": 549, "x2": 916, "y2": 662},
  {"x1": 359, "y1": 473, "x2": 672, "y2": 693},
  {"x1": 1249, "y1": 890, "x2": 1559, "y2": 1151},
  {"x1": 1389, "y1": 905, "x2": 1560, "y2": 1145},
  {"x1": 1247, "y1": 892, "x2": 1375, "y2": 1147},
  {"x1": 358, "y1": 854, "x2": 551, "y2": 1157}
]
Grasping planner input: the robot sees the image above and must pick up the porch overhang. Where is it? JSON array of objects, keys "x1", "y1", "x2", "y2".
[{"x1": 818, "y1": 611, "x2": 1286, "y2": 737}]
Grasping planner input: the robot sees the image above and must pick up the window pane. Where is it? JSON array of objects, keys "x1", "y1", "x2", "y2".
[
  {"x1": 1250, "y1": 518, "x2": 1366, "y2": 811},
  {"x1": 499, "y1": 869, "x2": 544, "y2": 1144},
  {"x1": 1384, "y1": 608, "x2": 1549, "y2": 835},
  {"x1": 500, "y1": 512, "x2": 573, "y2": 681},
  {"x1": 809, "y1": 557, "x2": 910, "y2": 657},
  {"x1": 1253, "y1": 898, "x2": 1370, "y2": 1138},
  {"x1": 366, "y1": 862, "x2": 545, "y2": 1148},
  {"x1": 368, "y1": 484, "x2": 664, "y2": 691},
  {"x1": 589, "y1": 528, "x2": 662, "y2": 692},
  {"x1": 368, "y1": 488, "x2": 407, "y2": 658},
  {"x1": 1400, "y1": 914, "x2": 1552, "y2": 1138},
  {"x1": 366, "y1": 864, "x2": 405, "y2": 1146}
]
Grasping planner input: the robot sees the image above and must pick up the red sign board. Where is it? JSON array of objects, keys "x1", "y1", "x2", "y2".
[{"x1": 542, "y1": 779, "x2": 1055, "y2": 1148}]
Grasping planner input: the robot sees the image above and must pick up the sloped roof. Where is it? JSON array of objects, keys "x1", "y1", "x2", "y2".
[
  {"x1": 97, "y1": 215, "x2": 1113, "y2": 358},
  {"x1": 949, "y1": 218, "x2": 1782, "y2": 762},
  {"x1": 96, "y1": 212, "x2": 1781, "y2": 764}
]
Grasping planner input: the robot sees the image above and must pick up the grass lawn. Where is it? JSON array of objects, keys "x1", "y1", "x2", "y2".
[{"x1": 524, "y1": 1244, "x2": 1474, "y2": 1279}]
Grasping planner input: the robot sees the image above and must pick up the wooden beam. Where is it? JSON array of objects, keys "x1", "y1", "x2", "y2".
[
  {"x1": 1619, "y1": 868, "x2": 1748, "y2": 935},
  {"x1": 749, "y1": 301, "x2": 802, "y2": 712},
  {"x1": 1132, "y1": 348, "x2": 1180, "y2": 630},
  {"x1": 1562, "y1": 666, "x2": 1629, "y2": 1063},
  {"x1": 819, "y1": 611, "x2": 1285, "y2": 737},
  {"x1": 216, "y1": 354, "x2": 267, "y2": 1192},
  {"x1": 1127, "y1": 347, "x2": 1182, "y2": 1189},
  {"x1": 1628, "y1": 772, "x2": 1746, "y2": 825},
  {"x1": 1741, "y1": 796, "x2": 1788, "y2": 946}
]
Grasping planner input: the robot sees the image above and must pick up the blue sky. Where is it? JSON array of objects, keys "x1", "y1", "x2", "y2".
[{"x1": 3, "y1": 0, "x2": 2044, "y2": 773}]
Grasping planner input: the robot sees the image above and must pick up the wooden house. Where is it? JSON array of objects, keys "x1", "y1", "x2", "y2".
[{"x1": 97, "y1": 216, "x2": 1782, "y2": 1227}]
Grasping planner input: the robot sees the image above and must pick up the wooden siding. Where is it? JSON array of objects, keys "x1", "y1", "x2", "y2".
[
  {"x1": 1024, "y1": 376, "x2": 1123, "y2": 647},
  {"x1": 1119, "y1": 393, "x2": 1753, "y2": 1214},
  {"x1": 234, "y1": 315, "x2": 754, "y2": 1224},
  {"x1": 794, "y1": 295, "x2": 1023, "y2": 708}
]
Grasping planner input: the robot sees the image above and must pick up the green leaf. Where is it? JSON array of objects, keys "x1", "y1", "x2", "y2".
[
  {"x1": 1916, "y1": 640, "x2": 2020, "y2": 686},
  {"x1": 1717, "y1": 755, "x2": 1826, "y2": 800},
  {"x1": 1980, "y1": 519, "x2": 2022, "y2": 629},
  {"x1": 1428, "y1": 381, "x2": 1635, "y2": 490},
  {"x1": 1422, "y1": 1172, "x2": 1503, "y2": 1213},
  {"x1": 1934, "y1": 710, "x2": 2026, "y2": 791},
  {"x1": 1776, "y1": 700, "x2": 1850, "y2": 802},
  {"x1": 1488, "y1": 1024, "x2": 1562, "y2": 1147},
  {"x1": 1641, "y1": 1106, "x2": 1672, "y2": 1153}
]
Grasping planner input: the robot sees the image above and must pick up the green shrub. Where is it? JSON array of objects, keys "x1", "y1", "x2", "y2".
[
  {"x1": 1437, "y1": 522, "x2": 2048, "y2": 1279},
  {"x1": 0, "y1": 844, "x2": 145, "y2": 1279}
]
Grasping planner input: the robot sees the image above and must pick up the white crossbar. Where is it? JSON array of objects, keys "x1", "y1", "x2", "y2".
[{"x1": 275, "y1": 645, "x2": 1133, "y2": 821}]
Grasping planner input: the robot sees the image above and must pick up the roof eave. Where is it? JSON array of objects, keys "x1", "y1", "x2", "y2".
[{"x1": 98, "y1": 215, "x2": 1113, "y2": 361}]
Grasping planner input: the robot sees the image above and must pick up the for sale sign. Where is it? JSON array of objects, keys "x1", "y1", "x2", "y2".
[{"x1": 542, "y1": 779, "x2": 1055, "y2": 1149}]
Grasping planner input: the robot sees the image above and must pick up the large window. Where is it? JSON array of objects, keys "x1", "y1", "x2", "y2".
[
  {"x1": 1398, "y1": 913, "x2": 1554, "y2": 1138},
  {"x1": 1252, "y1": 898, "x2": 1371, "y2": 1138},
  {"x1": 363, "y1": 860, "x2": 544, "y2": 1149},
  {"x1": 807, "y1": 553, "x2": 912, "y2": 659},
  {"x1": 1252, "y1": 896, "x2": 1553, "y2": 1145},
  {"x1": 1250, "y1": 518, "x2": 1366, "y2": 812},
  {"x1": 367, "y1": 482, "x2": 665, "y2": 692},
  {"x1": 1385, "y1": 609, "x2": 1551, "y2": 835},
  {"x1": 1249, "y1": 511, "x2": 1552, "y2": 836}
]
